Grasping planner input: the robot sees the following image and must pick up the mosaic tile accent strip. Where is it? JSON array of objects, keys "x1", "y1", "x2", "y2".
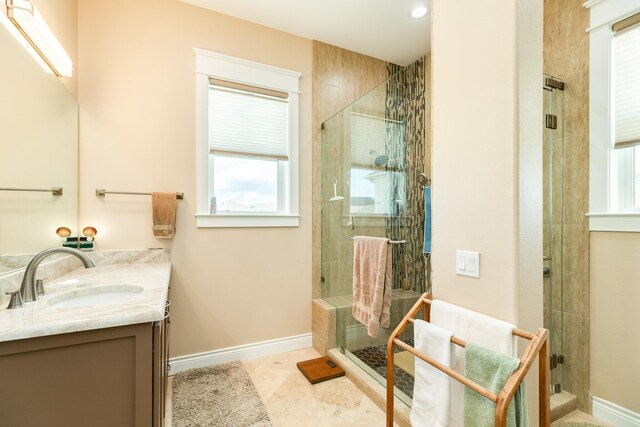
[{"x1": 385, "y1": 58, "x2": 428, "y2": 294}]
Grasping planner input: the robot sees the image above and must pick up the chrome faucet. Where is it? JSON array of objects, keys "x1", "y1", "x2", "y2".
[{"x1": 18, "y1": 247, "x2": 96, "y2": 305}]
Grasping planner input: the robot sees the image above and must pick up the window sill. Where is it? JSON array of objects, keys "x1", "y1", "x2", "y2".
[
  {"x1": 196, "y1": 214, "x2": 300, "y2": 228},
  {"x1": 587, "y1": 212, "x2": 640, "y2": 232}
]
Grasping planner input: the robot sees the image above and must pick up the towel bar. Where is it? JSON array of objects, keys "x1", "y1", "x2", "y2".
[
  {"x1": 350, "y1": 236, "x2": 406, "y2": 245},
  {"x1": 0, "y1": 187, "x2": 62, "y2": 196},
  {"x1": 95, "y1": 189, "x2": 184, "y2": 199}
]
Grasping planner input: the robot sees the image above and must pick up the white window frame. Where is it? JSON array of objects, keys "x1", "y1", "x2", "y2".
[
  {"x1": 194, "y1": 48, "x2": 301, "y2": 227},
  {"x1": 587, "y1": 0, "x2": 640, "y2": 232}
]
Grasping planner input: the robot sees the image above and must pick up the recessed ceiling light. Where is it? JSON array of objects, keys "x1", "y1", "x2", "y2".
[{"x1": 411, "y1": 6, "x2": 428, "y2": 19}]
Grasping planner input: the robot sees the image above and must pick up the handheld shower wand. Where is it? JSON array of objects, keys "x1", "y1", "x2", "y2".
[{"x1": 329, "y1": 177, "x2": 344, "y2": 202}]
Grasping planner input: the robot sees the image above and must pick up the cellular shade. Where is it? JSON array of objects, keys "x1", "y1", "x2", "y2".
[
  {"x1": 209, "y1": 81, "x2": 289, "y2": 159},
  {"x1": 612, "y1": 22, "x2": 640, "y2": 149}
]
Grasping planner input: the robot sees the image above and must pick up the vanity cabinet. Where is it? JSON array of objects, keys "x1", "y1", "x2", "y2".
[
  {"x1": 153, "y1": 300, "x2": 171, "y2": 427},
  {"x1": 0, "y1": 303, "x2": 171, "y2": 427}
]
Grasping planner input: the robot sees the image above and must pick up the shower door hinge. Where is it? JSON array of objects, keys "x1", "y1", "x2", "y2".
[
  {"x1": 546, "y1": 114, "x2": 558, "y2": 129},
  {"x1": 550, "y1": 353, "x2": 565, "y2": 371},
  {"x1": 545, "y1": 77, "x2": 565, "y2": 91}
]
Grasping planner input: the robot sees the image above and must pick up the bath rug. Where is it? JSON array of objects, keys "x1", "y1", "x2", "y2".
[{"x1": 172, "y1": 361, "x2": 271, "y2": 427}]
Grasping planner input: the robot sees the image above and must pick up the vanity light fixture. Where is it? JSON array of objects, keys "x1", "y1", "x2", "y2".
[
  {"x1": 410, "y1": 5, "x2": 428, "y2": 19},
  {"x1": 0, "y1": 7, "x2": 49, "y2": 73},
  {"x1": 4, "y1": 0, "x2": 72, "y2": 77}
]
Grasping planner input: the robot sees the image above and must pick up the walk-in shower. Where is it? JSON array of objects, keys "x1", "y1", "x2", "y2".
[
  {"x1": 543, "y1": 75, "x2": 565, "y2": 395},
  {"x1": 320, "y1": 58, "x2": 428, "y2": 405}
]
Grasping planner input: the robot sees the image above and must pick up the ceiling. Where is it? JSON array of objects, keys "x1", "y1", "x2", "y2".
[{"x1": 179, "y1": 0, "x2": 430, "y2": 66}]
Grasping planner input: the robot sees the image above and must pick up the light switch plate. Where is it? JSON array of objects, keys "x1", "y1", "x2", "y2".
[{"x1": 455, "y1": 250, "x2": 480, "y2": 278}]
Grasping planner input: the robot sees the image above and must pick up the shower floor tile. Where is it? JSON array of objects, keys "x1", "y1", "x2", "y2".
[{"x1": 351, "y1": 340, "x2": 415, "y2": 399}]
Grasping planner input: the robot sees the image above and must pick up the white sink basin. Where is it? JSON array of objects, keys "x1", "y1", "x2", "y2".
[{"x1": 47, "y1": 285, "x2": 144, "y2": 308}]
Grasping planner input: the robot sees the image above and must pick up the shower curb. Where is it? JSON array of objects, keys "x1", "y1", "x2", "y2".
[{"x1": 329, "y1": 348, "x2": 411, "y2": 427}]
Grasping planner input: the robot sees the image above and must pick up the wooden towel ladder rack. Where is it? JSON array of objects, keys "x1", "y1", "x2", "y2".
[{"x1": 386, "y1": 294, "x2": 550, "y2": 427}]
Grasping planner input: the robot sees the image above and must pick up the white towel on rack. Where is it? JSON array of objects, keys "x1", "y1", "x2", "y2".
[
  {"x1": 430, "y1": 299, "x2": 517, "y2": 427},
  {"x1": 411, "y1": 319, "x2": 454, "y2": 427}
]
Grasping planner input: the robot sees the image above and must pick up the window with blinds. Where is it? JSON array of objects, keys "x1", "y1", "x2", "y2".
[
  {"x1": 209, "y1": 81, "x2": 289, "y2": 160},
  {"x1": 586, "y1": 2, "x2": 640, "y2": 229},
  {"x1": 610, "y1": 16, "x2": 640, "y2": 211},
  {"x1": 208, "y1": 80, "x2": 289, "y2": 213},
  {"x1": 612, "y1": 19, "x2": 640, "y2": 149}
]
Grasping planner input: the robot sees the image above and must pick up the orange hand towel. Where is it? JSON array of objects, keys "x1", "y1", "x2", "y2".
[{"x1": 152, "y1": 192, "x2": 177, "y2": 238}]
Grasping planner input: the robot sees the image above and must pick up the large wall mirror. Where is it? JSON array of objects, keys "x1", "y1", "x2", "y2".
[{"x1": 0, "y1": 20, "x2": 78, "y2": 275}]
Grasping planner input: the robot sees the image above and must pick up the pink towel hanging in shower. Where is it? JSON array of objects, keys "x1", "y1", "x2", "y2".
[{"x1": 352, "y1": 236, "x2": 393, "y2": 337}]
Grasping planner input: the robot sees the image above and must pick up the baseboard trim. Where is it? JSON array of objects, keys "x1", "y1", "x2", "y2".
[
  {"x1": 593, "y1": 396, "x2": 640, "y2": 427},
  {"x1": 169, "y1": 333, "x2": 312, "y2": 374}
]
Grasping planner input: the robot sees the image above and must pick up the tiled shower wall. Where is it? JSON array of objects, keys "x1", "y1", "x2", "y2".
[
  {"x1": 312, "y1": 42, "x2": 390, "y2": 300},
  {"x1": 318, "y1": 58, "x2": 428, "y2": 300},
  {"x1": 319, "y1": 71, "x2": 390, "y2": 300},
  {"x1": 543, "y1": 0, "x2": 591, "y2": 412},
  {"x1": 311, "y1": 42, "x2": 391, "y2": 354},
  {"x1": 385, "y1": 59, "x2": 428, "y2": 293}
]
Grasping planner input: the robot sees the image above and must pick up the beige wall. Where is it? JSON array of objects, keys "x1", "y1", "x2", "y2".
[
  {"x1": 431, "y1": 0, "x2": 542, "y2": 322},
  {"x1": 590, "y1": 232, "x2": 640, "y2": 413},
  {"x1": 431, "y1": 0, "x2": 543, "y2": 420},
  {"x1": 34, "y1": 0, "x2": 78, "y2": 98},
  {"x1": 432, "y1": 0, "x2": 519, "y2": 317},
  {"x1": 77, "y1": 0, "x2": 313, "y2": 357}
]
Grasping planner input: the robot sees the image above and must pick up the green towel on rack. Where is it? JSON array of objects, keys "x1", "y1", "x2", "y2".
[{"x1": 463, "y1": 343, "x2": 529, "y2": 427}]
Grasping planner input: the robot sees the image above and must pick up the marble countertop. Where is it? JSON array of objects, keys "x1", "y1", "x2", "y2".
[{"x1": 0, "y1": 262, "x2": 171, "y2": 342}]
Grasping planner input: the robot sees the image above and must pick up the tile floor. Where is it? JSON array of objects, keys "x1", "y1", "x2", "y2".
[
  {"x1": 552, "y1": 410, "x2": 612, "y2": 426},
  {"x1": 166, "y1": 347, "x2": 609, "y2": 427},
  {"x1": 167, "y1": 347, "x2": 393, "y2": 427},
  {"x1": 243, "y1": 347, "x2": 393, "y2": 426}
]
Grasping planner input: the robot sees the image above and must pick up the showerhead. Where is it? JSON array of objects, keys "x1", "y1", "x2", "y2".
[
  {"x1": 374, "y1": 155, "x2": 389, "y2": 166},
  {"x1": 417, "y1": 173, "x2": 430, "y2": 186},
  {"x1": 370, "y1": 149, "x2": 389, "y2": 167}
]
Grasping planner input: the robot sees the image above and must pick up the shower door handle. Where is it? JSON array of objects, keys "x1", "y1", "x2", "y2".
[{"x1": 543, "y1": 256, "x2": 552, "y2": 261}]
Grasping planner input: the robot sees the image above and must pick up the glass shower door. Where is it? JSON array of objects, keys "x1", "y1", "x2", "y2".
[{"x1": 542, "y1": 75, "x2": 564, "y2": 394}]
